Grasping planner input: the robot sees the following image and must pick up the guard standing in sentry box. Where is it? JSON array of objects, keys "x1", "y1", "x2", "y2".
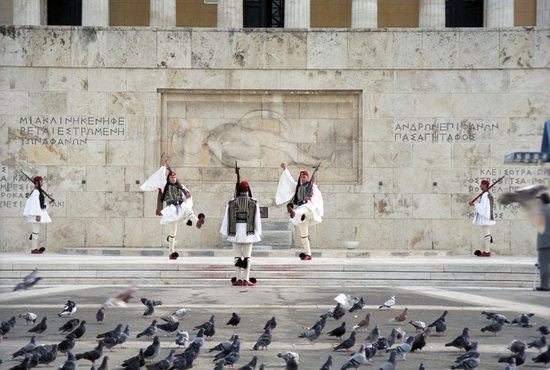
[
  {"x1": 22, "y1": 173, "x2": 54, "y2": 254},
  {"x1": 276, "y1": 162, "x2": 324, "y2": 261},
  {"x1": 220, "y1": 163, "x2": 262, "y2": 286},
  {"x1": 141, "y1": 160, "x2": 205, "y2": 260}
]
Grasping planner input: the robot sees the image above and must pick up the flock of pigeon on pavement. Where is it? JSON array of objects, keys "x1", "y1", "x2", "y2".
[{"x1": 1, "y1": 269, "x2": 550, "y2": 370}]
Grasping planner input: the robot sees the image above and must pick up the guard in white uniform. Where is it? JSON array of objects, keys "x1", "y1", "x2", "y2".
[
  {"x1": 23, "y1": 176, "x2": 52, "y2": 254},
  {"x1": 469, "y1": 179, "x2": 495, "y2": 257},
  {"x1": 141, "y1": 162, "x2": 205, "y2": 259},
  {"x1": 276, "y1": 163, "x2": 324, "y2": 260},
  {"x1": 220, "y1": 181, "x2": 262, "y2": 286}
]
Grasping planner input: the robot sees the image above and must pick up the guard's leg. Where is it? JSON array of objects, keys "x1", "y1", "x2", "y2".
[
  {"x1": 482, "y1": 225, "x2": 492, "y2": 255},
  {"x1": 296, "y1": 222, "x2": 312, "y2": 259},
  {"x1": 168, "y1": 222, "x2": 178, "y2": 256},
  {"x1": 30, "y1": 223, "x2": 41, "y2": 253},
  {"x1": 539, "y1": 249, "x2": 550, "y2": 290},
  {"x1": 232, "y1": 243, "x2": 243, "y2": 286},
  {"x1": 241, "y1": 244, "x2": 255, "y2": 286}
]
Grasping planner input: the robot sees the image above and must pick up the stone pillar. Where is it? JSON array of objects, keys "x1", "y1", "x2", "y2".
[
  {"x1": 217, "y1": 0, "x2": 243, "y2": 28},
  {"x1": 537, "y1": 0, "x2": 550, "y2": 27},
  {"x1": 150, "y1": 0, "x2": 177, "y2": 28},
  {"x1": 486, "y1": 0, "x2": 514, "y2": 27},
  {"x1": 82, "y1": 0, "x2": 109, "y2": 26},
  {"x1": 351, "y1": 0, "x2": 377, "y2": 28},
  {"x1": 13, "y1": 0, "x2": 41, "y2": 25},
  {"x1": 285, "y1": 0, "x2": 310, "y2": 28},
  {"x1": 418, "y1": 0, "x2": 445, "y2": 28}
]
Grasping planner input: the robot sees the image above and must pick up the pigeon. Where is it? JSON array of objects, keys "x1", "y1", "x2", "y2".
[
  {"x1": 121, "y1": 349, "x2": 145, "y2": 370},
  {"x1": 378, "y1": 351, "x2": 397, "y2": 370},
  {"x1": 481, "y1": 311, "x2": 510, "y2": 324},
  {"x1": 12, "y1": 335, "x2": 37, "y2": 358},
  {"x1": 387, "y1": 335, "x2": 414, "y2": 360},
  {"x1": 97, "y1": 324, "x2": 123, "y2": 339},
  {"x1": 8, "y1": 356, "x2": 32, "y2": 370},
  {"x1": 451, "y1": 351, "x2": 480, "y2": 369},
  {"x1": 175, "y1": 330, "x2": 189, "y2": 347},
  {"x1": 366, "y1": 325, "x2": 380, "y2": 342},
  {"x1": 194, "y1": 315, "x2": 215, "y2": 338},
  {"x1": 213, "y1": 359, "x2": 225, "y2": 370},
  {"x1": 445, "y1": 327, "x2": 470, "y2": 350},
  {"x1": 375, "y1": 336, "x2": 389, "y2": 351},
  {"x1": 349, "y1": 297, "x2": 365, "y2": 312},
  {"x1": 511, "y1": 313, "x2": 534, "y2": 327},
  {"x1": 379, "y1": 295, "x2": 396, "y2": 309},
  {"x1": 236, "y1": 355, "x2": 257, "y2": 370},
  {"x1": 327, "y1": 322, "x2": 346, "y2": 338},
  {"x1": 264, "y1": 316, "x2": 277, "y2": 331},
  {"x1": 499, "y1": 184, "x2": 548, "y2": 205},
  {"x1": 326, "y1": 303, "x2": 346, "y2": 320},
  {"x1": 146, "y1": 349, "x2": 175, "y2": 370},
  {"x1": 57, "y1": 351, "x2": 77, "y2": 370},
  {"x1": 480, "y1": 321, "x2": 502, "y2": 335},
  {"x1": 528, "y1": 335, "x2": 547, "y2": 351},
  {"x1": 58, "y1": 300, "x2": 77, "y2": 317},
  {"x1": 341, "y1": 344, "x2": 367, "y2": 369},
  {"x1": 299, "y1": 324, "x2": 321, "y2": 343},
  {"x1": 537, "y1": 325, "x2": 550, "y2": 335},
  {"x1": 411, "y1": 331, "x2": 428, "y2": 352},
  {"x1": 277, "y1": 352, "x2": 299, "y2": 370},
  {"x1": 157, "y1": 321, "x2": 179, "y2": 335},
  {"x1": 136, "y1": 320, "x2": 157, "y2": 339},
  {"x1": 409, "y1": 320, "x2": 426, "y2": 331},
  {"x1": 105, "y1": 285, "x2": 138, "y2": 307},
  {"x1": 161, "y1": 307, "x2": 190, "y2": 323},
  {"x1": 507, "y1": 339, "x2": 526, "y2": 354},
  {"x1": 352, "y1": 312, "x2": 371, "y2": 332},
  {"x1": 385, "y1": 328, "x2": 399, "y2": 348},
  {"x1": 67, "y1": 320, "x2": 86, "y2": 339},
  {"x1": 28, "y1": 316, "x2": 47, "y2": 335},
  {"x1": 209, "y1": 334, "x2": 237, "y2": 353},
  {"x1": 0, "y1": 316, "x2": 17, "y2": 337},
  {"x1": 96, "y1": 307, "x2": 105, "y2": 323},
  {"x1": 498, "y1": 347, "x2": 526, "y2": 366},
  {"x1": 13, "y1": 269, "x2": 42, "y2": 291},
  {"x1": 116, "y1": 325, "x2": 131, "y2": 348},
  {"x1": 319, "y1": 355, "x2": 332, "y2": 370},
  {"x1": 253, "y1": 327, "x2": 272, "y2": 350},
  {"x1": 143, "y1": 336, "x2": 161, "y2": 361},
  {"x1": 226, "y1": 312, "x2": 241, "y2": 327},
  {"x1": 418, "y1": 363, "x2": 426, "y2": 370},
  {"x1": 503, "y1": 357, "x2": 517, "y2": 370},
  {"x1": 59, "y1": 318, "x2": 80, "y2": 333},
  {"x1": 75, "y1": 342, "x2": 104, "y2": 364},
  {"x1": 532, "y1": 346, "x2": 550, "y2": 364},
  {"x1": 18, "y1": 312, "x2": 37, "y2": 324},
  {"x1": 96, "y1": 355, "x2": 108, "y2": 370},
  {"x1": 313, "y1": 313, "x2": 329, "y2": 332},
  {"x1": 32, "y1": 344, "x2": 58, "y2": 366},
  {"x1": 141, "y1": 298, "x2": 162, "y2": 316},
  {"x1": 58, "y1": 334, "x2": 76, "y2": 353},
  {"x1": 389, "y1": 308, "x2": 408, "y2": 322},
  {"x1": 213, "y1": 337, "x2": 240, "y2": 366},
  {"x1": 333, "y1": 331, "x2": 356, "y2": 351}
]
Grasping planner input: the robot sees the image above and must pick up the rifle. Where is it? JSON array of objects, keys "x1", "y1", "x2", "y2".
[
  {"x1": 21, "y1": 171, "x2": 55, "y2": 203},
  {"x1": 307, "y1": 162, "x2": 321, "y2": 198},
  {"x1": 469, "y1": 175, "x2": 505, "y2": 204},
  {"x1": 234, "y1": 161, "x2": 240, "y2": 198}
]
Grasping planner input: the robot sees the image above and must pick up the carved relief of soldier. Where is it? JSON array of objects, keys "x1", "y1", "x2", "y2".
[
  {"x1": 276, "y1": 162, "x2": 324, "y2": 261},
  {"x1": 141, "y1": 160, "x2": 205, "y2": 260},
  {"x1": 22, "y1": 174, "x2": 54, "y2": 254}
]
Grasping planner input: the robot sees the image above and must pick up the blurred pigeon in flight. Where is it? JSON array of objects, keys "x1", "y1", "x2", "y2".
[
  {"x1": 379, "y1": 296, "x2": 396, "y2": 309},
  {"x1": 13, "y1": 269, "x2": 41, "y2": 291},
  {"x1": 58, "y1": 301, "x2": 77, "y2": 317},
  {"x1": 105, "y1": 285, "x2": 138, "y2": 307}
]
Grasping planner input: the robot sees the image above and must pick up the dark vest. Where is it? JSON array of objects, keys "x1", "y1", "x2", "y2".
[
  {"x1": 227, "y1": 194, "x2": 257, "y2": 236},
  {"x1": 487, "y1": 192, "x2": 494, "y2": 220},
  {"x1": 292, "y1": 182, "x2": 310, "y2": 206}
]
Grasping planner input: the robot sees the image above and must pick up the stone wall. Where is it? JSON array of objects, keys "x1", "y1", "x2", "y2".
[{"x1": 0, "y1": 26, "x2": 549, "y2": 254}]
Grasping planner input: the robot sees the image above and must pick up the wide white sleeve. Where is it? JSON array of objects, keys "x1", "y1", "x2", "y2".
[
  {"x1": 310, "y1": 184, "x2": 324, "y2": 217},
  {"x1": 23, "y1": 189, "x2": 41, "y2": 217},
  {"x1": 254, "y1": 203, "x2": 262, "y2": 236},
  {"x1": 220, "y1": 205, "x2": 229, "y2": 237},
  {"x1": 275, "y1": 169, "x2": 297, "y2": 205},
  {"x1": 474, "y1": 193, "x2": 491, "y2": 219},
  {"x1": 140, "y1": 166, "x2": 167, "y2": 192}
]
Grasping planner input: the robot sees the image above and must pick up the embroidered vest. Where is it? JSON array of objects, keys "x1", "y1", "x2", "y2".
[{"x1": 227, "y1": 195, "x2": 257, "y2": 236}]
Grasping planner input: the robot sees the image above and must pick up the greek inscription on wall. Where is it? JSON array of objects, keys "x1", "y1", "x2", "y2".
[
  {"x1": 18, "y1": 116, "x2": 126, "y2": 145},
  {"x1": 394, "y1": 120, "x2": 500, "y2": 142}
]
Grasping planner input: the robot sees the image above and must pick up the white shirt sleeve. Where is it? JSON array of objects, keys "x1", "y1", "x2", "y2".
[{"x1": 275, "y1": 169, "x2": 297, "y2": 205}]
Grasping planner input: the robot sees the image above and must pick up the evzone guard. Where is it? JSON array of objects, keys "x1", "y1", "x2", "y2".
[
  {"x1": 22, "y1": 173, "x2": 54, "y2": 254},
  {"x1": 469, "y1": 179, "x2": 497, "y2": 257},
  {"x1": 276, "y1": 162, "x2": 324, "y2": 260},
  {"x1": 141, "y1": 161, "x2": 205, "y2": 259},
  {"x1": 220, "y1": 163, "x2": 262, "y2": 286}
]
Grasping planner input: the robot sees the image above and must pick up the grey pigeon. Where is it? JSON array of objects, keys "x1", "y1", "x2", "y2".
[
  {"x1": 278, "y1": 352, "x2": 299, "y2": 370},
  {"x1": 507, "y1": 339, "x2": 526, "y2": 354},
  {"x1": 498, "y1": 347, "x2": 525, "y2": 366},
  {"x1": 253, "y1": 328, "x2": 272, "y2": 350},
  {"x1": 326, "y1": 303, "x2": 346, "y2": 320},
  {"x1": 12, "y1": 335, "x2": 37, "y2": 358},
  {"x1": 194, "y1": 315, "x2": 215, "y2": 338},
  {"x1": 58, "y1": 334, "x2": 76, "y2": 353},
  {"x1": 209, "y1": 334, "x2": 237, "y2": 353},
  {"x1": 13, "y1": 269, "x2": 41, "y2": 291},
  {"x1": 451, "y1": 351, "x2": 479, "y2": 369},
  {"x1": 349, "y1": 297, "x2": 365, "y2": 312},
  {"x1": 409, "y1": 320, "x2": 427, "y2": 331},
  {"x1": 97, "y1": 324, "x2": 122, "y2": 339},
  {"x1": 527, "y1": 335, "x2": 546, "y2": 351},
  {"x1": 136, "y1": 320, "x2": 157, "y2": 339},
  {"x1": 67, "y1": 320, "x2": 86, "y2": 339},
  {"x1": 503, "y1": 357, "x2": 517, "y2": 370},
  {"x1": 96, "y1": 307, "x2": 105, "y2": 323},
  {"x1": 388, "y1": 335, "x2": 414, "y2": 360},
  {"x1": 219, "y1": 340, "x2": 240, "y2": 367},
  {"x1": 418, "y1": 363, "x2": 425, "y2": 370},
  {"x1": 379, "y1": 295, "x2": 396, "y2": 309},
  {"x1": 445, "y1": 327, "x2": 469, "y2": 349},
  {"x1": 59, "y1": 318, "x2": 80, "y2": 333},
  {"x1": 97, "y1": 355, "x2": 108, "y2": 370},
  {"x1": 213, "y1": 336, "x2": 240, "y2": 361},
  {"x1": 161, "y1": 307, "x2": 190, "y2": 323},
  {"x1": 378, "y1": 351, "x2": 396, "y2": 370},
  {"x1": 145, "y1": 349, "x2": 175, "y2": 370},
  {"x1": 236, "y1": 355, "x2": 257, "y2": 370},
  {"x1": 480, "y1": 321, "x2": 502, "y2": 335},
  {"x1": 264, "y1": 316, "x2": 277, "y2": 331},
  {"x1": 28, "y1": 316, "x2": 47, "y2": 335},
  {"x1": 537, "y1": 325, "x2": 550, "y2": 335},
  {"x1": 58, "y1": 300, "x2": 77, "y2": 317},
  {"x1": 299, "y1": 324, "x2": 322, "y2": 343},
  {"x1": 57, "y1": 351, "x2": 77, "y2": 370},
  {"x1": 141, "y1": 298, "x2": 162, "y2": 317},
  {"x1": 1, "y1": 316, "x2": 17, "y2": 336},
  {"x1": 175, "y1": 330, "x2": 189, "y2": 347},
  {"x1": 213, "y1": 359, "x2": 225, "y2": 370},
  {"x1": 35, "y1": 344, "x2": 58, "y2": 365},
  {"x1": 116, "y1": 325, "x2": 131, "y2": 348},
  {"x1": 157, "y1": 321, "x2": 179, "y2": 335},
  {"x1": 75, "y1": 342, "x2": 104, "y2": 364},
  {"x1": 327, "y1": 322, "x2": 346, "y2": 338},
  {"x1": 8, "y1": 356, "x2": 32, "y2": 370},
  {"x1": 18, "y1": 312, "x2": 37, "y2": 324},
  {"x1": 319, "y1": 355, "x2": 332, "y2": 370},
  {"x1": 428, "y1": 310, "x2": 448, "y2": 334},
  {"x1": 333, "y1": 331, "x2": 356, "y2": 351},
  {"x1": 121, "y1": 348, "x2": 145, "y2": 370},
  {"x1": 481, "y1": 311, "x2": 510, "y2": 324},
  {"x1": 143, "y1": 336, "x2": 161, "y2": 360},
  {"x1": 340, "y1": 345, "x2": 367, "y2": 369},
  {"x1": 533, "y1": 346, "x2": 550, "y2": 364},
  {"x1": 511, "y1": 313, "x2": 534, "y2": 327},
  {"x1": 226, "y1": 312, "x2": 241, "y2": 327},
  {"x1": 366, "y1": 325, "x2": 380, "y2": 342},
  {"x1": 386, "y1": 328, "x2": 398, "y2": 348}
]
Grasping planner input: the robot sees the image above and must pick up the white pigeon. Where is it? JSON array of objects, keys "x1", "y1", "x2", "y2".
[
  {"x1": 379, "y1": 295, "x2": 396, "y2": 309},
  {"x1": 175, "y1": 330, "x2": 189, "y2": 347},
  {"x1": 334, "y1": 293, "x2": 355, "y2": 310},
  {"x1": 18, "y1": 312, "x2": 37, "y2": 324},
  {"x1": 58, "y1": 300, "x2": 77, "y2": 316}
]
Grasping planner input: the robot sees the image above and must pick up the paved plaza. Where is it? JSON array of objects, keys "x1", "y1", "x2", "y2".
[{"x1": 1, "y1": 254, "x2": 550, "y2": 370}]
